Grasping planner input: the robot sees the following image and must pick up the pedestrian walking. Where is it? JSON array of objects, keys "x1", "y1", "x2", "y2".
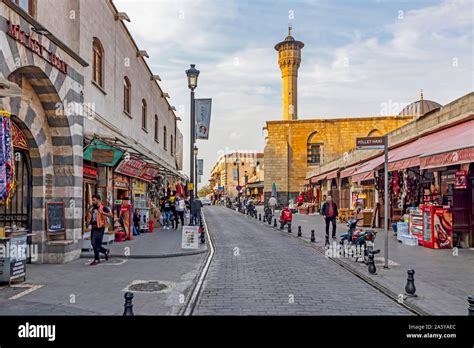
[
  {"x1": 192, "y1": 195, "x2": 203, "y2": 225},
  {"x1": 268, "y1": 195, "x2": 277, "y2": 215},
  {"x1": 175, "y1": 194, "x2": 186, "y2": 229},
  {"x1": 170, "y1": 192, "x2": 177, "y2": 229},
  {"x1": 321, "y1": 195, "x2": 338, "y2": 239},
  {"x1": 86, "y1": 194, "x2": 113, "y2": 266},
  {"x1": 161, "y1": 196, "x2": 172, "y2": 230},
  {"x1": 132, "y1": 208, "x2": 140, "y2": 236}
]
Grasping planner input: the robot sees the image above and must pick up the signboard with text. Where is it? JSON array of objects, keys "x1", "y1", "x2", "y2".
[
  {"x1": 356, "y1": 136, "x2": 385, "y2": 149},
  {"x1": 181, "y1": 226, "x2": 199, "y2": 249},
  {"x1": 115, "y1": 157, "x2": 146, "y2": 177}
]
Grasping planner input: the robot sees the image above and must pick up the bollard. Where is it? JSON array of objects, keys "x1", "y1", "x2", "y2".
[
  {"x1": 259, "y1": 213, "x2": 262, "y2": 221},
  {"x1": 297, "y1": 226, "x2": 302, "y2": 237},
  {"x1": 123, "y1": 292, "x2": 134, "y2": 316},
  {"x1": 263, "y1": 215, "x2": 266, "y2": 223},
  {"x1": 310, "y1": 230, "x2": 315, "y2": 242},
  {"x1": 468, "y1": 296, "x2": 474, "y2": 316},
  {"x1": 287, "y1": 223, "x2": 292, "y2": 233},
  {"x1": 280, "y1": 221, "x2": 284, "y2": 229},
  {"x1": 200, "y1": 226, "x2": 205, "y2": 244},
  {"x1": 254, "y1": 213, "x2": 257, "y2": 219},
  {"x1": 268, "y1": 216, "x2": 272, "y2": 225},
  {"x1": 405, "y1": 269, "x2": 416, "y2": 296},
  {"x1": 274, "y1": 218, "x2": 277, "y2": 228},
  {"x1": 367, "y1": 251, "x2": 377, "y2": 274},
  {"x1": 325, "y1": 235, "x2": 329, "y2": 246}
]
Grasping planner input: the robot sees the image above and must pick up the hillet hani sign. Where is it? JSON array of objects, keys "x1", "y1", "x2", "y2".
[
  {"x1": 356, "y1": 136, "x2": 385, "y2": 148},
  {"x1": 7, "y1": 21, "x2": 68, "y2": 74}
]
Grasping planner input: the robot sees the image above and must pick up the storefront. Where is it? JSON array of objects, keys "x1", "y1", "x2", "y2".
[{"x1": 0, "y1": 2, "x2": 87, "y2": 263}]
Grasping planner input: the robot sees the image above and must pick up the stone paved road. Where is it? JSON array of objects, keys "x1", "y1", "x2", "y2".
[{"x1": 194, "y1": 206, "x2": 412, "y2": 315}]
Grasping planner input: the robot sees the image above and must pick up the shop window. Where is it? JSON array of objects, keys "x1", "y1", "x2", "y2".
[
  {"x1": 123, "y1": 77, "x2": 131, "y2": 115},
  {"x1": 307, "y1": 131, "x2": 323, "y2": 165},
  {"x1": 14, "y1": 0, "x2": 36, "y2": 17},
  {"x1": 163, "y1": 126, "x2": 167, "y2": 150},
  {"x1": 154, "y1": 115, "x2": 159, "y2": 142},
  {"x1": 141, "y1": 99, "x2": 147, "y2": 130},
  {"x1": 92, "y1": 38, "x2": 104, "y2": 88}
]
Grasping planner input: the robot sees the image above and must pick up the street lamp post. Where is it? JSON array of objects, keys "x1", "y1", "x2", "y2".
[
  {"x1": 194, "y1": 145, "x2": 199, "y2": 198},
  {"x1": 186, "y1": 64, "x2": 200, "y2": 224}
]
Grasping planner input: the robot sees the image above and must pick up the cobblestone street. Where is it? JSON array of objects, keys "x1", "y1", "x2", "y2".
[{"x1": 194, "y1": 206, "x2": 411, "y2": 315}]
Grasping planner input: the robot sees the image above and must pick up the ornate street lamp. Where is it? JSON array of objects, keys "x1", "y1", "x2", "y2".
[{"x1": 185, "y1": 64, "x2": 200, "y2": 223}]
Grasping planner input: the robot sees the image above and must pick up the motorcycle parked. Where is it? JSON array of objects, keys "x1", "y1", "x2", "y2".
[
  {"x1": 264, "y1": 205, "x2": 273, "y2": 224},
  {"x1": 340, "y1": 218, "x2": 379, "y2": 263},
  {"x1": 247, "y1": 202, "x2": 257, "y2": 218}
]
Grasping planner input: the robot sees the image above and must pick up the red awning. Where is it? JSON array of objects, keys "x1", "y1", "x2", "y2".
[
  {"x1": 340, "y1": 165, "x2": 359, "y2": 178},
  {"x1": 326, "y1": 169, "x2": 339, "y2": 180},
  {"x1": 388, "y1": 120, "x2": 474, "y2": 171},
  {"x1": 420, "y1": 146, "x2": 474, "y2": 169},
  {"x1": 350, "y1": 156, "x2": 385, "y2": 182},
  {"x1": 309, "y1": 168, "x2": 339, "y2": 183}
]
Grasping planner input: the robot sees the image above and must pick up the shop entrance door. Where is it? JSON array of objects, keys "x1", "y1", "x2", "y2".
[{"x1": 0, "y1": 149, "x2": 31, "y2": 230}]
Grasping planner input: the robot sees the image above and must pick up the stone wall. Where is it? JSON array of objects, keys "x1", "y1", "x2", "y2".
[{"x1": 264, "y1": 116, "x2": 414, "y2": 200}]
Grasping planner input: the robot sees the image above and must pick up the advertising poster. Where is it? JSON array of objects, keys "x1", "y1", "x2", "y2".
[
  {"x1": 195, "y1": 98, "x2": 212, "y2": 140},
  {"x1": 181, "y1": 226, "x2": 200, "y2": 249}
]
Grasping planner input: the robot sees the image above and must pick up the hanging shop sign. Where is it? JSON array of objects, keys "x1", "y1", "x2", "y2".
[
  {"x1": 138, "y1": 164, "x2": 159, "y2": 182},
  {"x1": 7, "y1": 21, "x2": 68, "y2": 74},
  {"x1": 115, "y1": 157, "x2": 146, "y2": 178},
  {"x1": 113, "y1": 173, "x2": 130, "y2": 189},
  {"x1": 454, "y1": 171, "x2": 467, "y2": 189},
  {"x1": 133, "y1": 179, "x2": 146, "y2": 195},
  {"x1": 195, "y1": 98, "x2": 212, "y2": 140},
  {"x1": 83, "y1": 164, "x2": 98, "y2": 180}
]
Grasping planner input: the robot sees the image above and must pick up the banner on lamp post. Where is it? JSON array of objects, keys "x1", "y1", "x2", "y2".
[
  {"x1": 195, "y1": 98, "x2": 212, "y2": 140},
  {"x1": 197, "y1": 159, "x2": 204, "y2": 176}
]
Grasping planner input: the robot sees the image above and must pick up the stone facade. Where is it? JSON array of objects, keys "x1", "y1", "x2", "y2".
[
  {"x1": 264, "y1": 116, "x2": 414, "y2": 204},
  {"x1": 209, "y1": 152, "x2": 263, "y2": 198},
  {"x1": 0, "y1": 0, "x2": 87, "y2": 263}
]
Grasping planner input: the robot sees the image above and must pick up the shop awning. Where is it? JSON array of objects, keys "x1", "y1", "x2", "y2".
[
  {"x1": 340, "y1": 165, "x2": 359, "y2": 178},
  {"x1": 247, "y1": 181, "x2": 264, "y2": 189},
  {"x1": 309, "y1": 168, "x2": 338, "y2": 183},
  {"x1": 420, "y1": 146, "x2": 474, "y2": 169},
  {"x1": 387, "y1": 120, "x2": 474, "y2": 171},
  {"x1": 351, "y1": 156, "x2": 385, "y2": 182}
]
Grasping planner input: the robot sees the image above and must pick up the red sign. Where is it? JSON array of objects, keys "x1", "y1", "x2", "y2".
[
  {"x1": 455, "y1": 171, "x2": 467, "y2": 189},
  {"x1": 115, "y1": 157, "x2": 146, "y2": 177},
  {"x1": 7, "y1": 21, "x2": 68, "y2": 74},
  {"x1": 138, "y1": 164, "x2": 159, "y2": 182},
  {"x1": 83, "y1": 164, "x2": 98, "y2": 179}
]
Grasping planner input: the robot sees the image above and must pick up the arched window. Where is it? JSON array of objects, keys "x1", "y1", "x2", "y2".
[
  {"x1": 92, "y1": 38, "x2": 104, "y2": 87},
  {"x1": 307, "y1": 131, "x2": 323, "y2": 165},
  {"x1": 163, "y1": 126, "x2": 167, "y2": 150},
  {"x1": 368, "y1": 129, "x2": 382, "y2": 137},
  {"x1": 141, "y1": 99, "x2": 147, "y2": 130},
  {"x1": 154, "y1": 115, "x2": 159, "y2": 142},
  {"x1": 170, "y1": 134, "x2": 174, "y2": 156},
  {"x1": 123, "y1": 77, "x2": 131, "y2": 114}
]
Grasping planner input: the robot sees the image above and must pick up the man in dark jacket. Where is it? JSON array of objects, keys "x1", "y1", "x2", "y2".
[{"x1": 321, "y1": 195, "x2": 338, "y2": 239}]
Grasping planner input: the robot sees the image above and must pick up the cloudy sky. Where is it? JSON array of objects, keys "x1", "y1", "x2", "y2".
[{"x1": 114, "y1": 0, "x2": 473, "y2": 188}]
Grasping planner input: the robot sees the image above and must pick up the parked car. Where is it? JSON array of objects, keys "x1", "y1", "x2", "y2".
[{"x1": 201, "y1": 197, "x2": 212, "y2": 206}]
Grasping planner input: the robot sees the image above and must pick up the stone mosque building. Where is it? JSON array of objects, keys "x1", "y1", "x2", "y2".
[{"x1": 263, "y1": 28, "x2": 421, "y2": 203}]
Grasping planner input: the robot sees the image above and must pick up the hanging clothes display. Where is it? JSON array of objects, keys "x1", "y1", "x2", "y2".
[{"x1": 0, "y1": 110, "x2": 15, "y2": 206}]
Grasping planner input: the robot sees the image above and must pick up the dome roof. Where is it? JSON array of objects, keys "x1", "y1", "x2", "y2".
[
  {"x1": 284, "y1": 35, "x2": 295, "y2": 42},
  {"x1": 398, "y1": 98, "x2": 441, "y2": 116}
]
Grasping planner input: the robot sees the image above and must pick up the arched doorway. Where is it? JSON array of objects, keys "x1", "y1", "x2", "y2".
[
  {"x1": 340, "y1": 177, "x2": 350, "y2": 209},
  {"x1": 0, "y1": 121, "x2": 32, "y2": 230}
]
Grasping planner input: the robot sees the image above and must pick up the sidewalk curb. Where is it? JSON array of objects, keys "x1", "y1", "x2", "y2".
[
  {"x1": 80, "y1": 248, "x2": 207, "y2": 260},
  {"x1": 231, "y1": 206, "x2": 430, "y2": 316}
]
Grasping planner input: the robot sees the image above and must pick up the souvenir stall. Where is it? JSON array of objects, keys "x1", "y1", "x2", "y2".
[{"x1": 0, "y1": 111, "x2": 29, "y2": 283}]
